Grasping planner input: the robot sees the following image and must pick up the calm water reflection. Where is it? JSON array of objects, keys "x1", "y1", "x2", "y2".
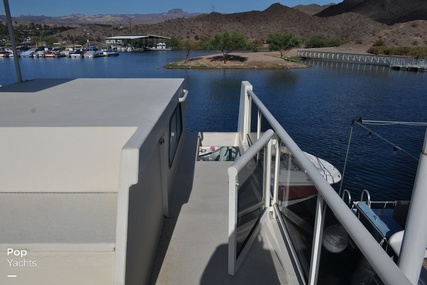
[{"x1": 1, "y1": 51, "x2": 426, "y2": 200}]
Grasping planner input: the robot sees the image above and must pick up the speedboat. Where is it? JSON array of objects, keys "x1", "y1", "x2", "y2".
[
  {"x1": 276, "y1": 147, "x2": 341, "y2": 200},
  {"x1": 144, "y1": 42, "x2": 171, "y2": 51},
  {"x1": 84, "y1": 46, "x2": 99, "y2": 58},
  {"x1": 98, "y1": 50, "x2": 120, "y2": 57},
  {"x1": 19, "y1": 48, "x2": 38, "y2": 57},
  {"x1": 198, "y1": 144, "x2": 342, "y2": 200},
  {"x1": 0, "y1": 47, "x2": 11, "y2": 57},
  {"x1": 69, "y1": 45, "x2": 84, "y2": 58}
]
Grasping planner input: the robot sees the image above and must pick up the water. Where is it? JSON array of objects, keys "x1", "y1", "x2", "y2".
[{"x1": 1, "y1": 52, "x2": 427, "y2": 201}]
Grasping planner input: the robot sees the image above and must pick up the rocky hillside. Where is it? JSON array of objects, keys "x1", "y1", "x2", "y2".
[
  {"x1": 5, "y1": 3, "x2": 427, "y2": 48},
  {"x1": 1, "y1": 9, "x2": 199, "y2": 25},
  {"x1": 125, "y1": 4, "x2": 387, "y2": 43},
  {"x1": 317, "y1": 0, "x2": 427, "y2": 24},
  {"x1": 293, "y1": 4, "x2": 333, "y2": 15}
]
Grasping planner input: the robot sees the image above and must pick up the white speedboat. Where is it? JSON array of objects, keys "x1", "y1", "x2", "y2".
[
  {"x1": 198, "y1": 144, "x2": 342, "y2": 200},
  {"x1": 0, "y1": 47, "x2": 11, "y2": 57},
  {"x1": 144, "y1": 42, "x2": 171, "y2": 51},
  {"x1": 83, "y1": 46, "x2": 99, "y2": 58},
  {"x1": 19, "y1": 48, "x2": 38, "y2": 57},
  {"x1": 99, "y1": 50, "x2": 119, "y2": 57},
  {"x1": 276, "y1": 147, "x2": 341, "y2": 200}
]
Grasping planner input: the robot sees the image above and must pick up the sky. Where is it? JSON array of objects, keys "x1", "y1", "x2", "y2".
[{"x1": 2, "y1": 1, "x2": 339, "y2": 17}]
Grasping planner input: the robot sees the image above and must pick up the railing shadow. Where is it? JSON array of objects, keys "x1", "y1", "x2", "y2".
[{"x1": 200, "y1": 236, "x2": 282, "y2": 285}]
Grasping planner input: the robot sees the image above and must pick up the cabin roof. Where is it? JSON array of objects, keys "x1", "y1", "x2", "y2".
[{"x1": 0, "y1": 78, "x2": 184, "y2": 127}]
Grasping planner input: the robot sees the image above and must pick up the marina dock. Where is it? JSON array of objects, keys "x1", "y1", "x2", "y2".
[{"x1": 297, "y1": 50, "x2": 427, "y2": 71}]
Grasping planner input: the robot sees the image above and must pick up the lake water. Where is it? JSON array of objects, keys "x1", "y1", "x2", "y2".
[{"x1": 1, "y1": 51, "x2": 426, "y2": 201}]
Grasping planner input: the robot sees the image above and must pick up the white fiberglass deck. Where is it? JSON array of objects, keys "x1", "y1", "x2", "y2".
[
  {"x1": 151, "y1": 133, "x2": 299, "y2": 285},
  {"x1": 0, "y1": 78, "x2": 186, "y2": 285}
]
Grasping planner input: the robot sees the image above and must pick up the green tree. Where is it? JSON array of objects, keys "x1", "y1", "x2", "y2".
[
  {"x1": 205, "y1": 31, "x2": 247, "y2": 63},
  {"x1": 169, "y1": 37, "x2": 180, "y2": 49},
  {"x1": 267, "y1": 32, "x2": 301, "y2": 58},
  {"x1": 179, "y1": 39, "x2": 201, "y2": 63}
]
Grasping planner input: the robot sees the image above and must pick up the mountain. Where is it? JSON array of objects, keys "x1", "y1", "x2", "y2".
[
  {"x1": 1, "y1": 9, "x2": 199, "y2": 25},
  {"x1": 293, "y1": 4, "x2": 334, "y2": 15},
  {"x1": 316, "y1": 0, "x2": 427, "y2": 24},
  {"x1": 128, "y1": 3, "x2": 386, "y2": 43},
  {"x1": 3, "y1": 3, "x2": 426, "y2": 47}
]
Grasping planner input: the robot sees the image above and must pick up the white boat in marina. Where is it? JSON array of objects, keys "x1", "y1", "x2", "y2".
[
  {"x1": 144, "y1": 42, "x2": 171, "y2": 51},
  {"x1": 19, "y1": 48, "x2": 38, "y2": 57},
  {"x1": 83, "y1": 46, "x2": 99, "y2": 58},
  {"x1": 98, "y1": 50, "x2": 120, "y2": 57},
  {"x1": 69, "y1": 45, "x2": 84, "y2": 58},
  {"x1": 0, "y1": 47, "x2": 11, "y2": 57}
]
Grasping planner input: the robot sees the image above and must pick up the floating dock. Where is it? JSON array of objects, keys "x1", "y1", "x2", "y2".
[{"x1": 297, "y1": 50, "x2": 426, "y2": 72}]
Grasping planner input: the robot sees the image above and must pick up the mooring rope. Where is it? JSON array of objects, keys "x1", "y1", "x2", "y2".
[
  {"x1": 357, "y1": 119, "x2": 427, "y2": 127},
  {"x1": 338, "y1": 123, "x2": 354, "y2": 196},
  {"x1": 353, "y1": 119, "x2": 419, "y2": 162},
  {"x1": 338, "y1": 118, "x2": 424, "y2": 196}
]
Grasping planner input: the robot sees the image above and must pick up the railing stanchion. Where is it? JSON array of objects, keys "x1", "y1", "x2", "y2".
[{"x1": 309, "y1": 195, "x2": 325, "y2": 285}]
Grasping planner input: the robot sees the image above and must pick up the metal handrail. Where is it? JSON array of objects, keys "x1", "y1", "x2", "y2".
[
  {"x1": 241, "y1": 81, "x2": 411, "y2": 285},
  {"x1": 228, "y1": 129, "x2": 274, "y2": 174},
  {"x1": 227, "y1": 129, "x2": 275, "y2": 275}
]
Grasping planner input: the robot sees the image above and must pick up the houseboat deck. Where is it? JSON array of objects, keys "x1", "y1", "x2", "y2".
[
  {"x1": 0, "y1": 78, "x2": 417, "y2": 285},
  {"x1": 150, "y1": 132, "x2": 298, "y2": 285}
]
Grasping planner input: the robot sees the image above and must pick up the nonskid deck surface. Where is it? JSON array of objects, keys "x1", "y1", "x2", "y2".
[{"x1": 150, "y1": 133, "x2": 292, "y2": 285}]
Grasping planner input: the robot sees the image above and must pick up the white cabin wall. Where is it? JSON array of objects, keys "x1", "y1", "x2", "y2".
[
  {"x1": 0, "y1": 127, "x2": 136, "y2": 192},
  {"x1": 125, "y1": 143, "x2": 164, "y2": 285},
  {"x1": 114, "y1": 86, "x2": 187, "y2": 285}
]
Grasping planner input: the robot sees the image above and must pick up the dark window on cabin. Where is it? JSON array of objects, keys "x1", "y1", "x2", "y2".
[{"x1": 169, "y1": 105, "x2": 183, "y2": 166}]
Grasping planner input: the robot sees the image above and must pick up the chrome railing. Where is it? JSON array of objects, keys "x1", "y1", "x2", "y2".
[{"x1": 230, "y1": 81, "x2": 411, "y2": 285}]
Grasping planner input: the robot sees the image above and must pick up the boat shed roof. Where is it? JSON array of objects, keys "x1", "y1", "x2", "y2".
[
  {"x1": 105, "y1": 34, "x2": 171, "y2": 40},
  {"x1": 105, "y1": 35, "x2": 148, "y2": 40}
]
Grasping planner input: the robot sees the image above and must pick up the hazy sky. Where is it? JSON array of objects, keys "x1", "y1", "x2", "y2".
[{"x1": 2, "y1": 1, "x2": 339, "y2": 17}]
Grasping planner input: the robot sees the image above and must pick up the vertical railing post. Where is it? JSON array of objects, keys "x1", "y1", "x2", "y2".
[
  {"x1": 272, "y1": 138, "x2": 280, "y2": 218},
  {"x1": 238, "y1": 81, "x2": 253, "y2": 147},
  {"x1": 308, "y1": 195, "x2": 325, "y2": 285},
  {"x1": 3, "y1": 0, "x2": 22, "y2": 83},
  {"x1": 257, "y1": 109, "x2": 262, "y2": 141},
  {"x1": 227, "y1": 167, "x2": 239, "y2": 276},
  {"x1": 399, "y1": 128, "x2": 427, "y2": 284},
  {"x1": 265, "y1": 138, "x2": 273, "y2": 210}
]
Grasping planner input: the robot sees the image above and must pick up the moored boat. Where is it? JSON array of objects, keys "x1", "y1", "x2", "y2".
[
  {"x1": 69, "y1": 45, "x2": 84, "y2": 58},
  {"x1": 19, "y1": 48, "x2": 38, "y2": 57},
  {"x1": 198, "y1": 144, "x2": 342, "y2": 201},
  {"x1": 83, "y1": 46, "x2": 99, "y2": 58},
  {"x1": 144, "y1": 42, "x2": 171, "y2": 51},
  {"x1": 0, "y1": 47, "x2": 11, "y2": 58},
  {"x1": 277, "y1": 147, "x2": 341, "y2": 200}
]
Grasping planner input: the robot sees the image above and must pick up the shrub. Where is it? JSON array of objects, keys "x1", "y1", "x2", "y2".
[{"x1": 305, "y1": 35, "x2": 343, "y2": 48}]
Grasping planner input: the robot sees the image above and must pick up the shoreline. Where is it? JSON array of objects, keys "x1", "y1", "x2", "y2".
[
  {"x1": 165, "y1": 51, "x2": 308, "y2": 70},
  {"x1": 165, "y1": 44, "x2": 372, "y2": 70}
]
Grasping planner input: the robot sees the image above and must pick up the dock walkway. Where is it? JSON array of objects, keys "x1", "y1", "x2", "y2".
[
  {"x1": 150, "y1": 133, "x2": 297, "y2": 285},
  {"x1": 297, "y1": 50, "x2": 427, "y2": 71}
]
